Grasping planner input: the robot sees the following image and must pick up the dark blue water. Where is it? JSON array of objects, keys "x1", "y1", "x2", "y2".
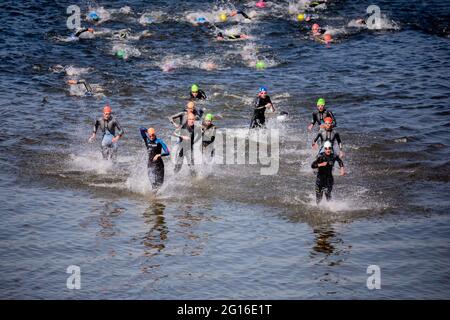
[{"x1": 0, "y1": 0, "x2": 449, "y2": 299}]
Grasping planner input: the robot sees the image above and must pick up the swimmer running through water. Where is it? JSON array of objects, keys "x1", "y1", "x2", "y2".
[
  {"x1": 312, "y1": 117, "x2": 344, "y2": 157},
  {"x1": 311, "y1": 141, "x2": 345, "y2": 205},
  {"x1": 89, "y1": 105, "x2": 124, "y2": 160},
  {"x1": 139, "y1": 127, "x2": 170, "y2": 190},
  {"x1": 308, "y1": 98, "x2": 337, "y2": 131},
  {"x1": 250, "y1": 87, "x2": 275, "y2": 128}
]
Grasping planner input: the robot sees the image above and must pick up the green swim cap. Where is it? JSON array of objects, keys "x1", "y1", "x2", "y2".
[
  {"x1": 191, "y1": 84, "x2": 199, "y2": 92},
  {"x1": 205, "y1": 113, "x2": 213, "y2": 121},
  {"x1": 255, "y1": 60, "x2": 266, "y2": 70},
  {"x1": 317, "y1": 98, "x2": 325, "y2": 106},
  {"x1": 116, "y1": 49, "x2": 125, "y2": 59}
]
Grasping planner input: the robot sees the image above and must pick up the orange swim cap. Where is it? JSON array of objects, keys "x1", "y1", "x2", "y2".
[
  {"x1": 103, "y1": 105, "x2": 112, "y2": 113},
  {"x1": 324, "y1": 34, "x2": 332, "y2": 42},
  {"x1": 147, "y1": 128, "x2": 156, "y2": 135}
]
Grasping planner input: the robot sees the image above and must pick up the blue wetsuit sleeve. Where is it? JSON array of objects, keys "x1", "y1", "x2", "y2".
[
  {"x1": 140, "y1": 127, "x2": 149, "y2": 147},
  {"x1": 157, "y1": 139, "x2": 170, "y2": 157}
]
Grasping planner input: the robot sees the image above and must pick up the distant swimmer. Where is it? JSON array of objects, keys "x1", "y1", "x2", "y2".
[
  {"x1": 74, "y1": 27, "x2": 94, "y2": 39},
  {"x1": 308, "y1": 98, "x2": 337, "y2": 131},
  {"x1": 249, "y1": 87, "x2": 276, "y2": 129},
  {"x1": 173, "y1": 113, "x2": 202, "y2": 174},
  {"x1": 169, "y1": 101, "x2": 204, "y2": 128},
  {"x1": 201, "y1": 113, "x2": 217, "y2": 158},
  {"x1": 256, "y1": 1, "x2": 267, "y2": 8},
  {"x1": 216, "y1": 31, "x2": 249, "y2": 41},
  {"x1": 311, "y1": 23, "x2": 325, "y2": 36},
  {"x1": 312, "y1": 117, "x2": 344, "y2": 157},
  {"x1": 67, "y1": 79, "x2": 93, "y2": 96},
  {"x1": 139, "y1": 127, "x2": 170, "y2": 190},
  {"x1": 89, "y1": 105, "x2": 124, "y2": 160},
  {"x1": 190, "y1": 84, "x2": 207, "y2": 100},
  {"x1": 311, "y1": 141, "x2": 345, "y2": 205},
  {"x1": 229, "y1": 10, "x2": 252, "y2": 20}
]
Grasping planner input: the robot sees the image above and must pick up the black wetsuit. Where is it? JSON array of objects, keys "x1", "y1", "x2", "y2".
[
  {"x1": 313, "y1": 129, "x2": 343, "y2": 154},
  {"x1": 140, "y1": 128, "x2": 170, "y2": 189},
  {"x1": 202, "y1": 122, "x2": 216, "y2": 157},
  {"x1": 217, "y1": 32, "x2": 243, "y2": 40},
  {"x1": 190, "y1": 90, "x2": 207, "y2": 100},
  {"x1": 75, "y1": 28, "x2": 90, "y2": 37},
  {"x1": 93, "y1": 116, "x2": 124, "y2": 160},
  {"x1": 173, "y1": 123, "x2": 201, "y2": 173},
  {"x1": 310, "y1": 109, "x2": 337, "y2": 128},
  {"x1": 170, "y1": 108, "x2": 204, "y2": 127},
  {"x1": 250, "y1": 95, "x2": 272, "y2": 128},
  {"x1": 311, "y1": 154, "x2": 344, "y2": 204}
]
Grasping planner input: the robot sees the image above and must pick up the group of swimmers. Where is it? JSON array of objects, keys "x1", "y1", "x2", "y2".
[{"x1": 88, "y1": 85, "x2": 346, "y2": 204}]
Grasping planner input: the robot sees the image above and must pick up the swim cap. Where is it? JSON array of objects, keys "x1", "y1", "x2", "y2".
[
  {"x1": 88, "y1": 28, "x2": 94, "y2": 33},
  {"x1": 297, "y1": 13, "x2": 305, "y2": 22},
  {"x1": 191, "y1": 84, "x2": 199, "y2": 92},
  {"x1": 255, "y1": 60, "x2": 266, "y2": 70},
  {"x1": 317, "y1": 98, "x2": 325, "y2": 106},
  {"x1": 187, "y1": 101, "x2": 195, "y2": 110},
  {"x1": 259, "y1": 86, "x2": 267, "y2": 93},
  {"x1": 324, "y1": 34, "x2": 332, "y2": 42},
  {"x1": 219, "y1": 13, "x2": 227, "y2": 22},
  {"x1": 116, "y1": 49, "x2": 125, "y2": 59},
  {"x1": 324, "y1": 117, "x2": 333, "y2": 124},
  {"x1": 323, "y1": 141, "x2": 332, "y2": 149},
  {"x1": 147, "y1": 128, "x2": 156, "y2": 135},
  {"x1": 187, "y1": 113, "x2": 196, "y2": 120},
  {"x1": 256, "y1": 1, "x2": 266, "y2": 8},
  {"x1": 196, "y1": 17, "x2": 206, "y2": 23},
  {"x1": 89, "y1": 12, "x2": 99, "y2": 21},
  {"x1": 205, "y1": 114, "x2": 213, "y2": 121},
  {"x1": 103, "y1": 105, "x2": 112, "y2": 113},
  {"x1": 312, "y1": 23, "x2": 320, "y2": 30}
]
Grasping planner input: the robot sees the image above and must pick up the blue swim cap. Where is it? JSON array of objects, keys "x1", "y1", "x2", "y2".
[
  {"x1": 259, "y1": 86, "x2": 267, "y2": 93},
  {"x1": 89, "y1": 12, "x2": 99, "y2": 21},
  {"x1": 196, "y1": 17, "x2": 207, "y2": 23}
]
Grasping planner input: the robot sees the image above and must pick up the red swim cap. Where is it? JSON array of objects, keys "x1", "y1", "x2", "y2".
[
  {"x1": 324, "y1": 117, "x2": 333, "y2": 124},
  {"x1": 103, "y1": 105, "x2": 112, "y2": 113}
]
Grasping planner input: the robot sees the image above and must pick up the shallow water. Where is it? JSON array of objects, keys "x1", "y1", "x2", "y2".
[{"x1": 0, "y1": 0, "x2": 449, "y2": 299}]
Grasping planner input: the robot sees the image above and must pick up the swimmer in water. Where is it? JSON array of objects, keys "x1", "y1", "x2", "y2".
[
  {"x1": 201, "y1": 113, "x2": 217, "y2": 158},
  {"x1": 67, "y1": 79, "x2": 93, "y2": 96},
  {"x1": 74, "y1": 27, "x2": 94, "y2": 39},
  {"x1": 311, "y1": 140, "x2": 345, "y2": 205},
  {"x1": 312, "y1": 117, "x2": 344, "y2": 158},
  {"x1": 308, "y1": 98, "x2": 337, "y2": 131},
  {"x1": 169, "y1": 101, "x2": 204, "y2": 128},
  {"x1": 216, "y1": 31, "x2": 249, "y2": 41},
  {"x1": 89, "y1": 105, "x2": 124, "y2": 160},
  {"x1": 190, "y1": 84, "x2": 207, "y2": 101},
  {"x1": 250, "y1": 87, "x2": 276, "y2": 129},
  {"x1": 139, "y1": 127, "x2": 170, "y2": 190}
]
